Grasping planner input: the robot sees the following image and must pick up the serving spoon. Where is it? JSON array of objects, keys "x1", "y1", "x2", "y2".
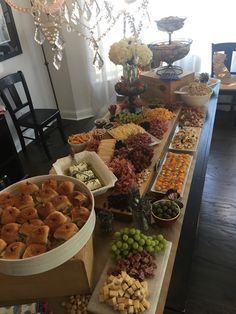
[{"x1": 174, "y1": 90, "x2": 188, "y2": 95}]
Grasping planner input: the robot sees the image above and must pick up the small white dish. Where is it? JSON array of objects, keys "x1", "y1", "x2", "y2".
[{"x1": 53, "y1": 151, "x2": 117, "y2": 196}]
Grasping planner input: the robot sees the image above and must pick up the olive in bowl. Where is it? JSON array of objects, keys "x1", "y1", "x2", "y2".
[{"x1": 151, "y1": 199, "x2": 180, "y2": 227}]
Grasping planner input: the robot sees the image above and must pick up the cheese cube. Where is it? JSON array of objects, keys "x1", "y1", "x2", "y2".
[
  {"x1": 127, "y1": 287, "x2": 134, "y2": 295},
  {"x1": 122, "y1": 283, "x2": 129, "y2": 291},
  {"x1": 110, "y1": 290, "x2": 119, "y2": 297},
  {"x1": 118, "y1": 303, "x2": 125, "y2": 311},
  {"x1": 128, "y1": 305, "x2": 134, "y2": 314}
]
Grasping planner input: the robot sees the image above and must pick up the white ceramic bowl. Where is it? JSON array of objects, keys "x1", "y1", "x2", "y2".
[
  {"x1": 53, "y1": 151, "x2": 117, "y2": 196},
  {"x1": 0, "y1": 175, "x2": 95, "y2": 276},
  {"x1": 179, "y1": 85, "x2": 213, "y2": 110}
]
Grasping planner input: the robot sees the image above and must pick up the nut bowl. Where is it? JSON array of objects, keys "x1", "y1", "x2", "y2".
[
  {"x1": 179, "y1": 85, "x2": 213, "y2": 110},
  {"x1": 68, "y1": 132, "x2": 91, "y2": 153},
  {"x1": 151, "y1": 199, "x2": 180, "y2": 227},
  {"x1": 0, "y1": 175, "x2": 95, "y2": 276}
]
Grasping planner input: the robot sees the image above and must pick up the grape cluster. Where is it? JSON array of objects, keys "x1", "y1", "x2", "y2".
[
  {"x1": 116, "y1": 113, "x2": 142, "y2": 124},
  {"x1": 111, "y1": 227, "x2": 167, "y2": 260}
]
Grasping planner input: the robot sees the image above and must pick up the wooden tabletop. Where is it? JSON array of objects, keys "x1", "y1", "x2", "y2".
[{"x1": 8, "y1": 90, "x2": 219, "y2": 314}]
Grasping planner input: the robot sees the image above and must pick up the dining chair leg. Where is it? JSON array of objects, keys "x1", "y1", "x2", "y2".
[
  {"x1": 38, "y1": 128, "x2": 51, "y2": 160},
  {"x1": 15, "y1": 126, "x2": 27, "y2": 154},
  {"x1": 57, "y1": 115, "x2": 67, "y2": 144}
]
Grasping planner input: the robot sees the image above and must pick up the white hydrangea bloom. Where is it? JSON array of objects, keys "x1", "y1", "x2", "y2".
[{"x1": 109, "y1": 37, "x2": 152, "y2": 66}]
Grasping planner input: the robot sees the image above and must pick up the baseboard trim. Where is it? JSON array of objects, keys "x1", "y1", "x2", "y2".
[{"x1": 60, "y1": 108, "x2": 95, "y2": 120}]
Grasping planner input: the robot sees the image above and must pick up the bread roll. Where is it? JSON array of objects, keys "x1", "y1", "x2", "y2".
[
  {"x1": 51, "y1": 195, "x2": 72, "y2": 212},
  {"x1": 1, "y1": 206, "x2": 20, "y2": 225},
  {"x1": 36, "y1": 202, "x2": 55, "y2": 219},
  {"x1": 27, "y1": 225, "x2": 50, "y2": 245},
  {"x1": 3, "y1": 242, "x2": 26, "y2": 259},
  {"x1": 54, "y1": 223, "x2": 79, "y2": 240},
  {"x1": 44, "y1": 211, "x2": 67, "y2": 232},
  {"x1": 1, "y1": 223, "x2": 21, "y2": 243},
  {"x1": 57, "y1": 181, "x2": 75, "y2": 195},
  {"x1": 0, "y1": 238, "x2": 7, "y2": 253},
  {"x1": 69, "y1": 191, "x2": 89, "y2": 206},
  {"x1": 23, "y1": 243, "x2": 47, "y2": 258},
  {"x1": 18, "y1": 181, "x2": 39, "y2": 195},
  {"x1": 15, "y1": 194, "x2": 34, "y2": 210},
  {"x1": 42, "y1": 178, "x2": 58, "y2": 191},
  {"x1": 19, "y1": 219, "x2": 44, "y2": 236},
  {"x1": 17, "y1": 207, "x2": 38, "y2": 223},
  {"x1": 0, "y1": 193, "x2": 16, "y2": 208},
  {"x1": 35, "y1": 188, "x2": 58, "y2": 203}
]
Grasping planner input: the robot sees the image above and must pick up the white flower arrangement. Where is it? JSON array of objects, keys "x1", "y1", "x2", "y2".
[{"x1": 109, "y1": 37, "x2": 153, "y2": 66}]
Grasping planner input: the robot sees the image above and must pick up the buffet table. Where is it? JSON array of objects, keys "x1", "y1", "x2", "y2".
[
  {"x1": 46, "y1": 83, "x2": 220, "y2": 314},
  {"x1": 0, "y1": 83, "x2": 219, "y2": 314}
]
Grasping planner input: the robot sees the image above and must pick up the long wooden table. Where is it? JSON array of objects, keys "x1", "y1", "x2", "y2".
[
  {"x1": 2, "y1": 84, "x2": 219, "y2": 313},
  {"x1": 85, "y1": 83, "x2": 219, "y2": 314}
]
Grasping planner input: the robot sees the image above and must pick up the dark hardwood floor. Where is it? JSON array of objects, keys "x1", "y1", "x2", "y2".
[
  {"x1": 185, "y1": 110, "x2": 236, "y2": 314},
  {"x1": 17, "y1": 110, "x2": 236, "y2": 313},
  {"x1": 18, "y1": 117, "x2": 95, "y2": 176}
]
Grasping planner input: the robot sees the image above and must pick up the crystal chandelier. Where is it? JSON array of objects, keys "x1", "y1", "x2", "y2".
[{"x1": 5, "y1": 0, "x2": 150, "y2": 70}]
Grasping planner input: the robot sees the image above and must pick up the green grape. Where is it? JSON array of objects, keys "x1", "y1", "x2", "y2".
[
  {"x1": 129, "y1": 228, "x2": 136, "y2": 235},
  {"x1": 159, "y1": 243, "x2": 164, "y2": 249},
  {"x1": 124, "y1": 227, "x2": 129, "y2": 234},
  {"x1": 146, "y1": 246, "x2": 154, "y2": 253},
  {"x1": 115, "y1": 249, "x2": 121, "y2": 255},
  {"x1": 157, "y1": 234, "x2": 164, "y2": 241},
  {"x1": 138, "y1": 246, "x2": 143, "y2": 252},
  {"x1": 123, "y1": 250, "x2": 129, "y2": 256},
  {"x1": 114, "y1": 231, "x2": 121, "y2": 238},
  {"x1": 135, "y1": 229, "x2": 141, "y2": 234},
  {"x1": 123, "y1": 234, "x2": 129, "y2": 241},
  {"x1": 122, "y1": 243, "x2": 129, "y2": 250},
  {"x1": 139, "y1": 239, "x2": 145, "y2": 246},
  {"x1": 133, "y1": 242, "x2": 139, "y2": 250},
  {"x1": 134, "y1": 234, "x2": 140, "y2": 241},
  {"x1": 146, "y1": 239, "x2": 151, "y2": 246},
  {"x1": 155, "y1": 240, "x2": 159, "y2": 246},
  {"x1": 116, "y1": 241, "x2": 123, "y2": 248},
  {"x1": 111, "y1": 244, "x2": 117, "y2": 252},
  {"x1": 128, "y1": 238, "x2": 134, "y2": 245}
]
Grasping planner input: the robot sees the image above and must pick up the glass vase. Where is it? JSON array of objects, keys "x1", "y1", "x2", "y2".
[{"x1": 122, "y1": 63, "x2": 139, "y2": 85}]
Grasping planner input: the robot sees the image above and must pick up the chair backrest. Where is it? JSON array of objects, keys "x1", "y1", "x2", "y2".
[
  {"x1": 0, "y1": 71, "x2": 35, "y2": 125},
  {"x1": 211, "y1": 42, "x2": 236, "y2": 76}
]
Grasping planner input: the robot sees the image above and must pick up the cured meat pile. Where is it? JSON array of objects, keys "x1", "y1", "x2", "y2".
[{"x1": 108, "y1": 252, "x2": 157, "y2": 281}]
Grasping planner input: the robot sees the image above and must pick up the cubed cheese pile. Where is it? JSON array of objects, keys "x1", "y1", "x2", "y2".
[{"x1": 99, "y1": 271, "x2": 150, "y2": 313}]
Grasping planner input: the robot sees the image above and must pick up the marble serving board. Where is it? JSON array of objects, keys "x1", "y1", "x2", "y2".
[{"x1": 87, "y1": 241, "x2": 172, "y2": 314}]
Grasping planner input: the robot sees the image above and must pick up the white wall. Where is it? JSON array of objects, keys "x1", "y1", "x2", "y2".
[{"x1": 43, "y1": 32, "x2": 94, "y2": 120}]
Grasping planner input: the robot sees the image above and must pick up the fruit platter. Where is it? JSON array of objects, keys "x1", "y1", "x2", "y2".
[{"x1": 87, "y1": 228, "x2": 172, "y2": 314}]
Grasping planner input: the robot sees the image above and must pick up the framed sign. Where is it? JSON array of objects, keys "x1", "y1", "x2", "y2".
[{"x1": 0, "y1": 0, "x2": 22, "y2": 62}]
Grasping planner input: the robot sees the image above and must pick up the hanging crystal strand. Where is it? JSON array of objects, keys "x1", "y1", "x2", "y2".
[
  {"x1": 55, "y1": 29, "x2": 65, "y2": 50},
  {"x1": 34, "y1": 25, "x2": 45, "y2": 44},
  {"x1": 91, "y1": 35, "x2": 104, "y2": 69},
  {"x1": 53, "y1": 49, "x2": 63, "y2": 70},
  {"x1": 62, "y1": 2, "x2": 70, "y2": 23},
  {"x1": 71, "y1": 0, "x2": 80, "y2": 25},
  {"x1": 83, "y1": 1, "x2": 92, "y2": 21}
]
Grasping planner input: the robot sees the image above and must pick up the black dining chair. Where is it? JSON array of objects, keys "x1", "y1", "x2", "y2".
[
  {"x1": 211, "y1": 42, "x2": 236, "y2": 115},
  {"x1": 0, "y1": 71, "x2": 67, "y2": 160}
]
